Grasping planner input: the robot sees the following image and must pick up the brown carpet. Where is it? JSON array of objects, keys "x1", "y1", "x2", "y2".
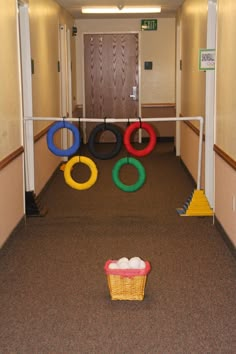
[{"x1": 0, "y1": 142, "x2": 236, "y2": 353}]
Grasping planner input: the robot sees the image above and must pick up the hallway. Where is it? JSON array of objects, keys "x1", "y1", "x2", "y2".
[{"x1": 1, "y1": 143, "x2": 235, "y2": 353}]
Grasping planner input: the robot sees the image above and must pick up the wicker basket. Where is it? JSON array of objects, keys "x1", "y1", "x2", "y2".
[{"x1": 104, "y1": 260, "x2": 151, "y2": 301}]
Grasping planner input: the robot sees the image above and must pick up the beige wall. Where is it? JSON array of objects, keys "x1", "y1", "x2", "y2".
[
  {"x1": 0, "y1": 1, "x2": 22, "y2": 160},
  {"x1": 0, "y1": 156, "x2": 24, "y2": 248},
  {"x1": 216, "y1": 0, "x2": 236, "y2": 161},
  {"x1": 29, "y1": 0, "x2": 76, "y2": 192},
  {"x1": 29, "y1": 0, "x2": 63, "y2": 135},
  {"x1": 180, "y1": 122, "x2": 205, "y2": 188},
  {"x1": 215, "y1": 0, "x2": 236, "y2": 246},
  {"x1": 75, "y1": 18, "x2": 176, "y2": 106},
  {"x1": 34, "y1": 135, "x2": 61, "y2": 195},
  {"x1": 0, "y1": 0, "x2": 75, "y2": 248},
  {"x1": 215, "y1": 156, "x2": 236, "y2": 246},
  {"x1": 180, "y1": 0, "x2": 208, "y2": 122},
  {"x1": 29, "y1": 0, "x2": 76, "y2": 135},
  {"x1": 178, "y1": 0, "x2": 208, "y2": 188},
  {"x1": 178, "y1": 0, "x2": 236, "y2": 245},
  {"x1": 0, "y1": 0, "x2": 24, "y2": 247}
]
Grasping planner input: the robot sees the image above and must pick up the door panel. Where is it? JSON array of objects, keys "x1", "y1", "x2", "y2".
[{"x1": 84, "y1": 33, "x2": 139, "y2": 142}]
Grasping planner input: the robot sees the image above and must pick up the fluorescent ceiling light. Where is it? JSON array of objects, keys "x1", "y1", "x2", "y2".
[{"x1": 81, "y1": 6, "x2": 161, "y2": 14}]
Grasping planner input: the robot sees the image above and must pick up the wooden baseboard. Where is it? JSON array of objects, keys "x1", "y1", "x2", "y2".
[{"x1": 142, "y1": 136, "x2": 174, "y2": 143}]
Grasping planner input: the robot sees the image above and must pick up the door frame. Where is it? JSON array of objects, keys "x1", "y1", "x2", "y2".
[
  {"x1": 59, "y1": 24, "x2": 73, "y2": 162},
  {"x1": 82, "y1": 31, "x2": 141, "y2": 143},
  {"x1": 205, "y1": 0, "x2": 217, "y2": 208},
  {"x1": 18, "y1": 1, "x2": 35, "y2": 193},
  {"x1": 175, "y1": 20, "x2": 182, "y2": 157}
]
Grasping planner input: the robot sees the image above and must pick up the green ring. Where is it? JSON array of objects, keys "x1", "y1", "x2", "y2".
[{"x1": 112, "y1": 157, "x2": 146, "y2": 192}]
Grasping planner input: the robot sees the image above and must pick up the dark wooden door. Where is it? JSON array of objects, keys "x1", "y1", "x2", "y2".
[{"x1": 84, "y1": 33, "x2": 139, "y2": 141}]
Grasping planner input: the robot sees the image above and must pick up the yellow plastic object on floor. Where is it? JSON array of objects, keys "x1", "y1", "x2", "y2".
[
  {"x1": 176, "y1": 189, "x2": 214, "y2": 217},
  {"x1": 60, "y1": 163, "x2": 66, "y2": 171}
]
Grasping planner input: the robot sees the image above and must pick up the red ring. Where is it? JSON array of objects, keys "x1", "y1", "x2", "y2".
[{"x1": 124, "y1": 122, "x2": 156, "y2": 157}]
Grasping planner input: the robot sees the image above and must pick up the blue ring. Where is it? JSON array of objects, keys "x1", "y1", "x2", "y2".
[{"x1": 47, "y1": 121, "x2": 80, "y2": 157}]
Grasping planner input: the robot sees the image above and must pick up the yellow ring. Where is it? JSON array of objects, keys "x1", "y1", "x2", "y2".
[{"x1": 64, "y1": 156, "x2": 98, "y2": 190}]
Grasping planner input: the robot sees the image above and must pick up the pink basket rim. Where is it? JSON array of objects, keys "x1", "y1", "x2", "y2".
[{"x1": 104, "y1": 259, "x2": 151, "y2": 277}]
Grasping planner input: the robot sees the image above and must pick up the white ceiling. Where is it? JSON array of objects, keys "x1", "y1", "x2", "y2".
[{"x1": 55, "y1": 0, "x2": 184, "y2": 19}]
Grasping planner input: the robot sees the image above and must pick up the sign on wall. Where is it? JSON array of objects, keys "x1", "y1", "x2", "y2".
[
  {"x1": 199, "y1": 49, "x2": 215, "y2": 70},
  {"x1": 141, "y1": 19, "x2": 158, "y2": 31}
]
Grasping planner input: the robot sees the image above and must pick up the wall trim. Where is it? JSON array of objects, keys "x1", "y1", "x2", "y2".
[
  {"x1": 0, "y1": 146, "x2": 24, "y2": 171},
  {"x1": 184, "y1": 120, "x2": 200, "y2": 136},
  {"x1": 141, "y1": 103, "x2": 176, "y2": 108},
  {"x1": 0, "y1": 123, "x2": 56, "y2": 170},
  {"x1": 34, "y1": 123, "x2": 54, "y2": 142},
  {"x1": 214, "y1": 217, "x2": 236, "y2": 259},
  {"x1": 214, "y1": 144, "x2": 236, "y2": 171},
  {"x1": 74, "y1": 103, "x2": 176, "y2": 111},
  {"x1": 179, "y1": 114, "x2": 205, "y2": 141}
]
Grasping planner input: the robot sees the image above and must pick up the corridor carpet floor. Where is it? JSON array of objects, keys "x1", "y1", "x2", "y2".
[{"x1": 0, "y1": 142, "x2": 236, "y2": 353}]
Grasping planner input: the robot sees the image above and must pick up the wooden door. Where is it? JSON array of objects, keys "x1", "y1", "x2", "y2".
[{"x1": 84, "y1": 33, "x2": 139, "y2": 142}]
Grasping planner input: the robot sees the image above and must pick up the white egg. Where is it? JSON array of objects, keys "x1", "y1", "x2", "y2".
[
  {"x1": 129, "y1": 257, "x2": 141, "y2": 269},
  {"x1": 118, "y1": 261, "x2": 130, "y2": 269},
  {"x1": 140, "y1": 260, "x2": 146, "y2": 269},
  {"x1": 117, "y1": 257, "x2": 129, "y2": 265},
  {"x1": 108, "y1": 262, "x2": 118, "y2": 269}
]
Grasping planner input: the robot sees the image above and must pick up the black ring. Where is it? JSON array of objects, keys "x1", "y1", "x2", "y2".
[{"x1": 88, "y1": 123, "x2": 123, "y2": 160}]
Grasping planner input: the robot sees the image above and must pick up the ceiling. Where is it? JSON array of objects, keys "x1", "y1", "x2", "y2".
[{"x1": 55, "y1": 0, "x2": 185, "y2": 19}]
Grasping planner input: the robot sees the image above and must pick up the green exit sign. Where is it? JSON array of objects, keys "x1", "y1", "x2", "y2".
[{"x1": 141, "y1": 19, "x2": 158, "y2": 31}]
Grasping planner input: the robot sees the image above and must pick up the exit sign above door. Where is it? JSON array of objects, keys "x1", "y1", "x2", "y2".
[{"x1": 141, "y1": 19, "x2": 158, "y2": 31}]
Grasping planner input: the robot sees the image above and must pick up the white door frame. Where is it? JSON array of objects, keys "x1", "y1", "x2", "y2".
[
  {"x1": 175, "y1": 21, "x2": 182, "y2": 156},
  {"x1": 67, "y1": 28, "x2": 73, "y2": 120},
  {"x1": 205, "y1": 0, "x2": 217, "y2": 207},
  {"x1": 59, "y1": 24, "x2": 69, "y2": 162},
  {"x1": 59, "y1": 25, "x2": 73, "y2": 159},
  {"x1": 18, "y1": 2, "x2": 35, "y2": 192},
  {"x1": 67, "y1": 28, "x2": 73, "y2": 147}
]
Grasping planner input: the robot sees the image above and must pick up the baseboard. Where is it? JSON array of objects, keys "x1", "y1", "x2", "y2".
[
  {"x1": 214, "y1": 217, "x2": 236, "y2": 259},
  {"x1": 142, "y1": 136, "x2": 174, "y2": 143},
  {"x1": 27, "y1": 163, "x2": 62, "y2": 217}
]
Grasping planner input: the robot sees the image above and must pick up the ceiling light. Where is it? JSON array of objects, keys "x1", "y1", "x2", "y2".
[{"x1": 81, "y1": 6, "x2": 161, "y2": 14}]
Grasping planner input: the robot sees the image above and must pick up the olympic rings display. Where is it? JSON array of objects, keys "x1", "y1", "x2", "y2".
[
  {"x1": 112, "y1": 157, "x2": 146, "y2": 192},
  {"x1": 64, "y1": 156, "x2": 98, "y2": 190},
  {"x1": 47, "y1": 121, "x2": 80, "y2": 157},
  {"x1": 88, "y1": 123, "x2": 123, "y2": 160},
  {"x1": 124, "y1": 122, "x2": 156, "y2": 157}
]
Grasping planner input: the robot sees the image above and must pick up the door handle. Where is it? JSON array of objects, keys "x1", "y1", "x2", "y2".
[{"x1": 129, "y1": 86, "x2": 137, "y2": 101}]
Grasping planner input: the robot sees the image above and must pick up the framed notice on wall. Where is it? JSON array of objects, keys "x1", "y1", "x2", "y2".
[{"x1": 199, "y1": 49, "x2": 215, "y2": 70}]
